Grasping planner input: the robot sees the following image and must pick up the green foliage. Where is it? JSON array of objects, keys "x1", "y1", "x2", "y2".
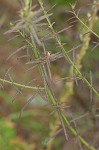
[
  {"x1": 0, "y1": 118, "x2": 16, "y2": 150},
  {"x1": 0, "y1": 118, "x2": 35, "y2": 150}
]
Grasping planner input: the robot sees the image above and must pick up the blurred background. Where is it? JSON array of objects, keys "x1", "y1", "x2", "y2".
[{"x1": 0, "y1": 0, "x2": 99, "y2": 149}]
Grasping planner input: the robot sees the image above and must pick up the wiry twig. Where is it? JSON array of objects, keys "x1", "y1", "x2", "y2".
[{"x1": 19, "y1": 93, "x2": 37, "y2": 119}]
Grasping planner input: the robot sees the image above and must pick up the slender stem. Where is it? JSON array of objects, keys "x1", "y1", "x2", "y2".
[
  {"x1": 62, "y1": 114, "x2": 96, "y2": 150},
  {"x1": 0, "y1": 78, "x2": 44, "y2": 90},
  {"x1": 74, "y1": 12, "x2": 99, "y2": 39},
  {"x1": 38, "y1": 1, "x2": 97, "y2": 150},
  {"x1": 38, "y1": 0, "x2": 99, "y2": 97}
]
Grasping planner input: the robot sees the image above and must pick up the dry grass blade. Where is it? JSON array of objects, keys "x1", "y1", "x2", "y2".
[
  {"x1": 68, "y1": 19, "x2": 79, "y2": 25},
  {"x1": 6, "y1": 45, "x2": 27, "y2": 61},
  {"x1": 91, "y1": 42, "x2": 99, "y2": 51},
  {"x1": 25, "y1": 65, "x2": 37, "y2": 72},
  {"x1": 33, "y1": 13, "x2": 53, "y2": 24},
  {"x1": 49, "y1": 128, "x2": 63, "y2": 139},
  {"x1": 70, "y1": 113, "x2": 89, "y2": 123},
  {"x1": 19, "y1": 93, "x2": 37, "y2": 119},
  {"x1": 67, "y1": 44, "x2": 83, "y2": 54},
  {"x1": 4, "y1": 20, "x2": 24, "y2": 34},
  {"x1": 30, "y1": 26, "x2": 42, "y2": 46},
  {"x1": 51, "y1": 102, "x2": 70, "y2": 109},
  {"x1": 65, "y1": 16, "x2": 77, "y2": 23},
  {"x1": 17, "y1": 54, "x2": 30, "y2": 60},
  {"x1": 48, "y1": 110, "x2": 56, "y2": 116},
  {"x1": 8, "y1": 35, "x2": 19, "y2": 41},
  {"x1": 57, "y1": 25, "x2": 74, "y2": 34}
]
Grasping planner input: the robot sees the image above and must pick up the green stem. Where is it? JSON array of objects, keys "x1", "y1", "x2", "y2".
[
  {"x1": 38, "y1": 1, "x2": 97, "y2": 150},
  {"x1": 0, "y1": 78, "x2": 44, "y2": 90},
  {"x1": 74, "y1": 12, "x2": 99, "y2": 39},
  {"x1": 62, "y1": 114, "x2": 96, "y2": 150},
  {"x1": 38, "y1": 0, "x2": 99, "y2": 97}
]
